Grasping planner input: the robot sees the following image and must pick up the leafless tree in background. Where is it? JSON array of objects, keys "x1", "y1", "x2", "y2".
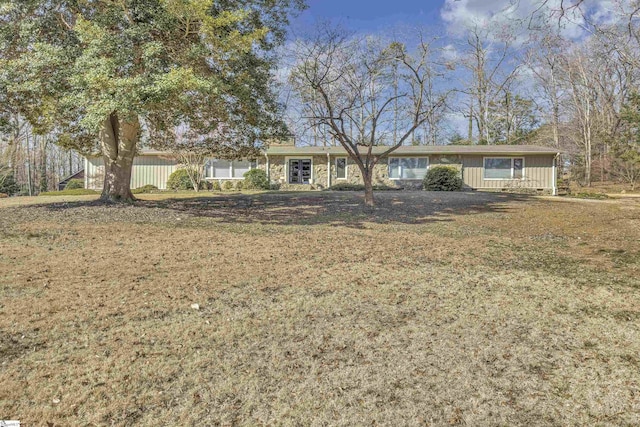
[{"x1": 290, "y1": 25, "x2": 451, "y2": 206}]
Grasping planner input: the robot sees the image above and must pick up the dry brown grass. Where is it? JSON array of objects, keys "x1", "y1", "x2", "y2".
[
  {"x1": 1, "y1": 191, "x2": 639, "y2": 426},
  {"x1": 568, "y1": 180, "x2": 640, "y2": 195}
]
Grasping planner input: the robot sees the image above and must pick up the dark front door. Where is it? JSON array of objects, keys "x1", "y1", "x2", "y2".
[{"x1": 289, "y1": 159, "x2": 311, "y2": 184}]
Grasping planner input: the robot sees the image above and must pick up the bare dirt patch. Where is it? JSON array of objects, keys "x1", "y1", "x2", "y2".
[{"x1": 1, "y1": 192, "x2": 639, "y2": 425}]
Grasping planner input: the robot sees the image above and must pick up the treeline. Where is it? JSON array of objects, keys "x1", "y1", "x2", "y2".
[
  {"x1": 282, "y1": 3, "x2": 640, "y2": 188},
  {"x1": 0, "y1": 116, "x2": 83, "y2": 196}
]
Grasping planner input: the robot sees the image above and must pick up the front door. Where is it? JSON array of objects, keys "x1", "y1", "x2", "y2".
[{"x1": 289, "y1": 159, "x2": 311, "y2": 184}]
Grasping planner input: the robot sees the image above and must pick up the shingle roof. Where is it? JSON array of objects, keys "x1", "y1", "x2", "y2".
[
  {"x1": 265, "y1": 145, "x2": 560, "y2": 156},
  {"x1": 134, "y1": 144, "x2": 560, "y2": 157}
]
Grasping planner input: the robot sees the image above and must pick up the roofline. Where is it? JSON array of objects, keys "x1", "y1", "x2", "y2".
[
  {"x1": 263, "y1": 147, "x2": 561, "y2": 155},
  {"x1": 86, "y1": 145, "x2": 561, "y2": 158},
  {"x1": 263, "y1": 151, "x2": 562, "y2": 155}
]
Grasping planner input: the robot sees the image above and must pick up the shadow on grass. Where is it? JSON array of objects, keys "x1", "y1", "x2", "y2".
[{"x1": 28, "y1": 191, "x2": 532, "y2": 229}]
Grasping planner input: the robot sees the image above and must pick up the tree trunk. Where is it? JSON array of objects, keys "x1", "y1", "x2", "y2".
[
  {"x1": 39, "y1": 137, "x2": 48, "y2": 193},
  {"x1": 363, "y1": 169, "x2": 375, "y2": 207},
  {"x1": 99, "y1": 113, "x2": 140, "y2": 202}
]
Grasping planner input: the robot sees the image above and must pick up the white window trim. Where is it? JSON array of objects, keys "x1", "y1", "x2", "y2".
[
  {"x1": 335, "y1": 157, "x2": 348, "y2": 180},
  {"x1": 388, "y1": 156, "x2": 430, "y2": 180},
  {"x1": 204, "y1": 159, "x2": 256, "y2": 180},
  {"x1": 483, "y1": 156, "x2": 526, "y2": 181},
  {"x1": 284, "y1": 156, "x2": 313, "y2": 184}
]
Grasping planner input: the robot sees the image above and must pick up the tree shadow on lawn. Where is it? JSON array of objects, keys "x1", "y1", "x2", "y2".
[
  {"x1": 28, "y1": 191, "x2": 532, "y2": 229},
  {"x1": 135, "y1": 191, "x2": 531, "y2": 228}
]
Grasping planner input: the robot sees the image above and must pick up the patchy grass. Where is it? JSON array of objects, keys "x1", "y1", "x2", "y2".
[
  {"x1": 567, "y1": 191, "x2": 610, "y2": 200},
  {"x1": 0, "y1": 192, "x2": 639, "y2": 425},
  {"x1": 569, "y1": 180, "x2": 640, "y2": 195}
]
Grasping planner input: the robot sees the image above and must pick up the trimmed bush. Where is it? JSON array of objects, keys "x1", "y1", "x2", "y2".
[
  {"x1": 243, "y1": 168, "x2": 269, "y2": 190},
  {"x1": 211, "y1": 181, "x2": 222, "y2": 191},
  {"x1": 222, "y1": 181, "x2": 234, "y2": 191},
  {"x1": 235, "y1": 180, "x2": 244, "y2": 191},
  {"x1": 423, "y1": 166, "x2": 463, "y2": 191},
  {"x1": 372, "y1": 184, "x2": 401, "y2": 191},
  {"x1": 132, "y1": 184, "x2": 159, "y2": 194},
  {"x1": 327, "y1": 182, "x2": 399, "y2": 191},
  {"x1": 327, "y1": 182, "x2": 365, "y2": 191},
  {"x1": 167, "y1": 169, "x2": 194, "y2": 191},
  {"x1": 65, "y1": 179, "x2": 84, "y2": 190}
]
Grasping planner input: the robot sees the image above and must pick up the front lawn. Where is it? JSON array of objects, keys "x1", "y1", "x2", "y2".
[{"x1": 0, "y1": 192, "x2": 638, "y2": 425}]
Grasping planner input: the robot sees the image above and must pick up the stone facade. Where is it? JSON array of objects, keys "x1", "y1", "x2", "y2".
[{"x1": 265, "y1": 155, "x2": 434, "y2": 190}]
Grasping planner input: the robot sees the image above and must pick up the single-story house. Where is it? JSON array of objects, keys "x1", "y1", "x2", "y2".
[{"x1": 85, "y1": 144, "x2": 561, "y2": 194}]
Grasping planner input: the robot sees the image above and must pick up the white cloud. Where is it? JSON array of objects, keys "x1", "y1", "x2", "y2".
[
  {"x1": 441, "y1": 44, "x2": 460, "y2": 62},
  {"x1": 439, "y1": 0, "x2": 619, "y2": 41}
]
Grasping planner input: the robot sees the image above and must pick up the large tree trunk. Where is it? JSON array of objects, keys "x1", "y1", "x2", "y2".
[
  {"x1": 363, "y1": 169, "x2": 375, "y2": 207},
  {"x1": 99, "y1": 113, "x2": 140, "y2": 202}
]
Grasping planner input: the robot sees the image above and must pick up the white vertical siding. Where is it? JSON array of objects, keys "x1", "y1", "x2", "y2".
[
  {"x1": 85, "y1": 155, "x2": 179, "y2": 190},
  {"x1": 131, "y1": 155, "x2": 179, "y2": 190},
  {"x1": 85, "y1": 157, "x2": 105, "y2": 190}
]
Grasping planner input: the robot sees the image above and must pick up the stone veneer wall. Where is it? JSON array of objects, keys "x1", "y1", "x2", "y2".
[
  {"x1": 268, "y1": 155, "x2": 331, "y2": 190},
  {"x1": 265, "y1": 154, "x2": 465, "y2": 190}
]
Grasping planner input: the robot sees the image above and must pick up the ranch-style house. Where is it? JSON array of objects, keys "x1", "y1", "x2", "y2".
[{"x1": 85, "y1": 143, "x2": 561, "y2": 194}]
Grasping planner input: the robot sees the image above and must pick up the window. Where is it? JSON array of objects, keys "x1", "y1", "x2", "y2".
[
  {"x1": 204, "y1": 159, "x2": 255, "y2": 179},
  {"x1": 205, "y1": 159, "x2": 230, "y2": 179},
  {"x1": 484, "y1": 157, "x2": 525, "y2": 180},
  {"x1": 336, "y1": 157, "x2": 347, "y2": 179},
  {"x1": 388, "y1": 157, "x2": 429, "y2": 180},
  {"x1": 232, "y1": 161, "x2": 252, "y2": 178},
  {"x1": 513, "y1": 158, "x2": 523, "y2": 179}
]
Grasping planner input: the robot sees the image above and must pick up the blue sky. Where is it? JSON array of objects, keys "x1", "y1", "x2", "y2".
[
  {"x1": 292, "y1": 0, "x2": 605, "y2": 40},
  {"x1": 286, "y1": 0, "x2": 611, "y2": 140},
  {"x1": 292, "y1": 0, "x2": 446, "y2": 34}
]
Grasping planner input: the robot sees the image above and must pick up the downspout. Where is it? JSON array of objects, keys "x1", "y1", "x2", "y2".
[
  {"x1": 327, "y1": 152, "x2": 331, "y2": 189},
  {"x1": 552, "y1": 153, "x2": 559, "y2": 196}
]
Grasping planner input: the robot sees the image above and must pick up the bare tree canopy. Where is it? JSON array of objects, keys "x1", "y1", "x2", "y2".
[{"x1": 289, "y1": 25, "x2": 451, "y2": 206}]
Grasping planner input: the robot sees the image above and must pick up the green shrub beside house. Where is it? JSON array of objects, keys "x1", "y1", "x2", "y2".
[
  {"x1": 423, "y1": 166, "x2": 463, "y2": 191},
  {"x1": 243, "y1": 169, "x2": 270, "y2": 190},
  {"x1": 167, "y1": 169, "x2": 194, "y2": 191}
]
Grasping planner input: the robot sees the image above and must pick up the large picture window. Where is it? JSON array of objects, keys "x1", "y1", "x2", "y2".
[
  {"x1": 484, "y1": 157, "x2": 525, "y2": 180},
  {"x1": 205, "y1": 159, "x2": 255, "y2": 179},
  {"x1": 388, "y1": 157, "x2": 429, "y2": 180},
  {"x1": 336, "y1": 157, "x2": 347, "y2": 180}
]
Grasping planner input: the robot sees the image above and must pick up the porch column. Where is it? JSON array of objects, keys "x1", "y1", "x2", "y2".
[
  {"x1": 552, "y1": 152, "x2": 559, "y2": 196},
  {"x1": 265, "y1": 153, "x2": 270, "y2": 182},
  {"x1": 327, "y1": 153, "x2": 331, "y2": 188}
]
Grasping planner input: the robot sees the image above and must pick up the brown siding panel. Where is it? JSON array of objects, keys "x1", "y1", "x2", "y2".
[{"x1": 462, "y1": 154, "x2": 554, "y2": 190}]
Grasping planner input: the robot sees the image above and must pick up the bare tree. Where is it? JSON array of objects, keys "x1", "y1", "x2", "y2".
[
  {"x1": 561, "y1": 47, "x2": 596, "y2": 185},
  {"x1": 290, "y1": 26, "x2": 450, "y2": 206},
  {"x1": 526, "y1": 33, "x2": 568, "y2": 150},
  {"x1": 461, "y1": 25, "x2": 521, "y2": 144}
]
